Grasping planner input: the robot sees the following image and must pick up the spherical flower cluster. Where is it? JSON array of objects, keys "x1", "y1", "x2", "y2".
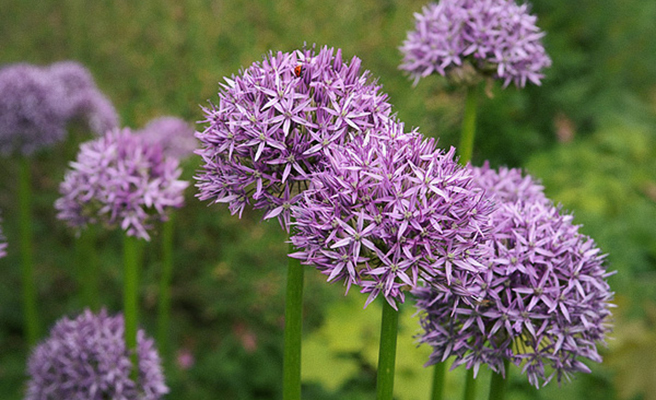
[
  {"x1": 399, "y1": 0, "x2": 552, "y2": 88},
  {"x1": 291, "y1": 125, "x2": 493, "y2": 308},
  {"x1": 195, "y1": 45, "x2": 393, "y2": 230},
  {"x1": 55, "y1": 128, "x2": 188, "y2": 240},
  {"x1": 415, "y1": 166, "x2": 614, "y2": 387},
  {"x1": 0, "y1": 213, "x2": 6, "y2": 259},
  {"x1": 0, "y1": 61, "x2": 118, "y2": 155},
  {"x1": 136, "y1": 116, "x2": 197, "y2": 161},
  {"x1": 25, "y1": 309, "x2": 168, "y2": 400}
]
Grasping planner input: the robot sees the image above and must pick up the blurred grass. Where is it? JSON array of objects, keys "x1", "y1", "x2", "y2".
[{"x1": 1, "y1": 0, "x2": 656, "y2": 399}]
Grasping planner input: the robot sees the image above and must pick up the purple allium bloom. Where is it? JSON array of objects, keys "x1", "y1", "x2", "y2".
[
  {"x1": 195, "y1": 45, "x2": 393, "y2": 230},
  {"x1": 0, "y1": 61, "x2": 118, "y2": 155},
  {"x1": 0, "y1": 213, "x2": 6, "y2": 259},
  {"x1": 26, "y1": 309, "x2": 168, "y2": 400},
  {"x1": 414, "y1": 165, "x2": 614, "y2": 387},
  {"x1": 55, "y1": 128, "x2": 189, "y2": 241},
  {"x1": 136, "y1": 116, "x2": 197, "y2": 160},
  {"x1": 399, "y1": 0, "x2": 552, "y2": 88},
  {"x1": 291, "y1": 126, "x2": 493, "y2": 308}
]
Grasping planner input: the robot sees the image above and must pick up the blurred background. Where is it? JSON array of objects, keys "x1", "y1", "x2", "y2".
[{"x1": 1, "y1": 0, "x2": 655, "y2": 399}]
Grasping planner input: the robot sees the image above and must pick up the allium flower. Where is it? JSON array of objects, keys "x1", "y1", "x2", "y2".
[
  {"x1": 136, "y1": 116, "x2": 196, "y2": 160},
  {"x1": 291, "y1": 125, "x2": 493, "y2": 308},
  {"x1": 0, "y1": 213, "x2": 6, "y2": 259},
  {"x1": 415, "y1": 165, "x2": 614, "y2": 387},
  {"x1": 399, "y1": 0, "x2": 552, "y2": 88},
  {"x1": 55, "y1": 128, "x2": 188, "y2": 240},
  {"x1": 0, "y1": 61, "x2": 118, "y2": 155},
  {"x1": 195, "y1": 45, "x2": 393, "y2": 230},
  {"x1": 26, "y1": 309, "x2": 168, "y2": 400}
]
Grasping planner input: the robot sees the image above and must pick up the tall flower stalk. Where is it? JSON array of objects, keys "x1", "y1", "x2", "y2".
[
  {"x1": 18, "y1": 157, "x2": 39, "y2": 346},
  {"x1": 136, "y1": 116, "x2": 196, "y2": 358},
  {"x1": 195, "y1": 45, "x2": 393, "y2": 399},
  {"x1": 56, "y1": 128, "x2": 187, "y2": 376},
  {"x1": 1, "y1": 61, "x2": 119, "y2": 346}
]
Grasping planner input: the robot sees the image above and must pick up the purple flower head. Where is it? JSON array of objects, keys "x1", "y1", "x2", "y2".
[
  {"x1": 415, "y1": 166, "x2": 614, "y2": 387},
  {"x1": 470, "y1": 161, "x2": 548, "y2": 205},
  {"x1": 47, "y1": 61, "x2": 119, "y2": 134},
  {"x1": 291, "y1": 125, "x2": 493, "y2": 309},
  {"x1": 26, "y1": 308, "x2": 168, "y2": 400},
  {"x1": 0, "y1": 61, "x2": 118, "y2": 156},
  {"x1": 136, "y1": 116, "x2": 197, "y2": 160},
  {"x1": 0, "y1": 213, "x2": 6, "y2": 259},
  {"x1": 55, "y1": 128, "x2": 189, "y2": 241},
  {"x1": 399, "y1": 0, "x2": 552, "y2": 88},
  {"x1": 195, "y1": 45, "x2": 393, "y2": 230}
]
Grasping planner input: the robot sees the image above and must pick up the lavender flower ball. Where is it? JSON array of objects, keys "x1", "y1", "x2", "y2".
[
  {"x1": 26, "y1": 309, "x2": 168, "y2": 400},
  {"x1": 0, "y1": 61, "x2": 118, "y2": 155},
  {"x1": 0, "y1": 215, "x2": 6, "y2": 259},
  {"x1": 415, "y1": 166, "x2": 614, "y2": 387},
  {"x1": 136, "y1": 116, "x2": 197, "y2": 160},
  {"x1": 291, "y1": 125, "x2": 493, "y2": 308},
  {"x1": 399, "y1": 0, "x2": 552, "y2": 88},
  {"x1": 195, "y1": 45, "x2": 393, "y2": 230},
  {"x1": 55, "y1": 128, "x2": 189, "y2": 241}
]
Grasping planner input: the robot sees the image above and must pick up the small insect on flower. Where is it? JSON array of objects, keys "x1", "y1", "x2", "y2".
[{"x1": 294, "y1": 65, "x2": 303, "y2": 78}]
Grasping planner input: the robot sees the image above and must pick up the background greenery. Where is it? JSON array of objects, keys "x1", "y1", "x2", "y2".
[{"x1": 1, "y1": 0, "x2": 655, "y2": 399}]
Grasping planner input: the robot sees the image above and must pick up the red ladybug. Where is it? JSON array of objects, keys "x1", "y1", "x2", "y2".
[{"x1": 294, "y1": 65, "x2": 303, "y2": 78}]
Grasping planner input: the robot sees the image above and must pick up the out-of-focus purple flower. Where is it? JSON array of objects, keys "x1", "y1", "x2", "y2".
[
  {"x1": 0, "y1": 61, "x2": 118, "y2": 155},
  {"x1": 0, "y1": 213, "x2": 6, "y2": 259},
  {"x1": 291, "y1": 125, "x2": 493, "y2": 308},
  {"x1": 55, "y1": 128, "x2": 188, "y2": 241},
  {"x1": 399, "y1": 0, "x2": 551, "y2": 88},
  {"x1": 136, "y1": 116, "x2": 196, "y2": 160},
  {"x1": 26, "y1": 308, "x2": 168, "y2": 400},
  {"x1": 195, "y1": 45, "x2": 393, "y2": 230},
  {"x1": 415, "y1": 165, "x2": 614, "y2": 387}
]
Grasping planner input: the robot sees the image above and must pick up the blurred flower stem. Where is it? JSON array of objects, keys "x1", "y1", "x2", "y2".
[
  {"x1": 431, "y1": 360, "x2": 445, "y2": 400},
  {"x1": 123, "y1": 234, "x2": 141, "y2": 380},
  {"x1": 464, "y1": 368, "x2": 476, "y2": 400},
  {"x1": 19, "y1": 157, "x2": 39, "y2": 346},
  {"x1": 458, "y1": 83, "x2": 479, "y2": 165},
  {"x1": 157, "y1": 213, "x2": 175, "y2": 358},
  {"x1": 283, "y1": 241, "x2": 304, "y2": 400},
  {"x1": 376, "y1": 300, "x2": 399, "y2": 400},
  {"x1": 75, "y1": 225, "x2": 99, "y2": 311},
  {"x1": 488, "y1": 359, "x2": 509, "y2": 400}
]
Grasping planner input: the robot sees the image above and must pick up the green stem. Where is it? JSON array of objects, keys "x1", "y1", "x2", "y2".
[
  {"x1": 283, "y1": 243, "x2": 304, "y2": 400},
  {"x1": 430, "y1": 361, "x2": 446, "y2": 400},
  {"x1": 376, "y1": 300, "x2": 399, "y2": 400},
  {"x1": 488, "y1": 359, "x2": 510, "y2": 400},
  {"x1": 76, "y1": 226, "x2": 99, "y2": 311},
  {"x1": 123, "y1": 234, "x2": 141, "y2": 381},
  {"x1": 463, "y1": 368, "x2": 476, "y2": 400},
  {"x1": 18, "y1": 157, "x2": 39, "y2": 346},
  {"x1": 458, "y1": 84, "x2": 479, "y2": 165},
  {"x1": 157, "y1": 214, "x2": 175, "y2": 358}
]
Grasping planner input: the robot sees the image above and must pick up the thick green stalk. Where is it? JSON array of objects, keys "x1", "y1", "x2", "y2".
[
  {"x1": 283, "y1": 243, "x2": 304, "y2": 400},
  {"x1": 458, "y1": 84, "x2": 479, "y2": 165},
  {"x1": 76, "y1": 226, "x2": 99, "y2": 311},
  {"x1": 430, "y1": 361, "x2": 446, "y2": 400},
  {"x1": 157, "y1": 214, "x2": 175, "y2": 358},
  {"x1": 463, "y1": 368, "x2": 476, "y2": 400},
  {"x1": 123, "y1": 234, "x2": 141, "y2": 380},
  {"x1": 376, "y1": 300, "x2": 399, "y2": 400},
  {"x1": 18, "y1": 157, "x2": 39, "y2": 346},
  {"x1": 488, "y1": 359, "x2": 510, "y2": 400}
]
